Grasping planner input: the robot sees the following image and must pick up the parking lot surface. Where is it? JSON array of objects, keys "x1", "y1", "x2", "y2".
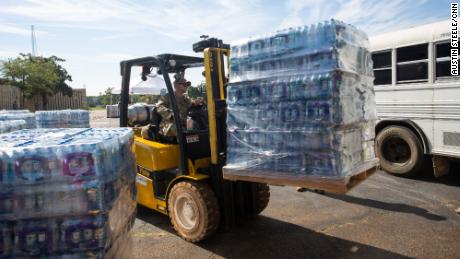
[{"x1": 91, "y1": 110, "x2": 460, "y2": 258}]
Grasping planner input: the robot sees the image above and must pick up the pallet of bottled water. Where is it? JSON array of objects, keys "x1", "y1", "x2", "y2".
[
  {"x1": 0, "y1": 120, "x2": 27, "y2": 134},
  {"x1": 0, "y1": 110, "x2": 36, "y2": 129},
  {"x1": 224, "y1": 20, "x2": 378, "y2": 193},
  {"x1": 0, "y1": 110, "x2": 30, "y2": 114},
  {"x1": 106, "y1": 105, "x2": 120, "y2": 118},
  {"x1": 36, "y1": 110, "x2": 90, "y2": 128},
  {"x1": 0, "y1": 128, "x2": 136, "y2": 258}
]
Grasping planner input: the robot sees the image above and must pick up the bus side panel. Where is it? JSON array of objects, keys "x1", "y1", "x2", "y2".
[
  {"x1": 432, "y1": 81, "x2": 460, "y2": 157},
  {"x1": 375, "y1": 84, "x2": 434, "y2": 152}
]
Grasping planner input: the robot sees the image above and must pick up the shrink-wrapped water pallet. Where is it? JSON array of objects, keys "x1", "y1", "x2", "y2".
[
  {"x1": 0, "y1": 120, "x2": 26, "y2": 134},
  {"x1": 0, "y1": 111, "x2": 35, "y2": 129},
  {"x1": 36, "y1": 110, "x2": 90, "y2": 128},
  {"x1": 223, "y1": 20, "x2": 378, "y2": 193},
  {"x1": 106, "y1": 105, "x2": 120, "y2": 118},
  {"x1": 0, "y1": 128, "x2": 136, "y2": 258}
]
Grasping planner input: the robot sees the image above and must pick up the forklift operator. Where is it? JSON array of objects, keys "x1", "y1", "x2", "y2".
[{"x1": 141, "y1": 75, "x2": 203, "y2": 139}]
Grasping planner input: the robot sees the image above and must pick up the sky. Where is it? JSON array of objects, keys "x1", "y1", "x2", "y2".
[{"x1": 0, "y1": 0, "x2": 452, "y2": 96}]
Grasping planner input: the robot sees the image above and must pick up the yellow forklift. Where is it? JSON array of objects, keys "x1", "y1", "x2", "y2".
[{"x1": 119, "y1": 38, "x2": 270, "y2": 242}]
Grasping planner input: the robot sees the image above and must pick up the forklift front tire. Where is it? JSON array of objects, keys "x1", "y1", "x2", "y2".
[{"x1": 168, "y1": 181, "x2": 220, "y2": 242}]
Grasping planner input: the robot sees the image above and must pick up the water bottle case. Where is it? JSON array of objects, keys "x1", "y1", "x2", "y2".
[
  {"x1": 0, "y1": 120, "x2": 27, "y2": 134},
  {"x1": 0, "y1": 113, "x2": 36, "y2": 129},
  {"x1": 63, "y1": 152, "x2": 95, "y2": 180},
  {"x1": 15, "y1": 156, "x2": 51, "y2": 182},
  {"x1": 60, "y1": 216, "x2": 106, "y2": 252}
]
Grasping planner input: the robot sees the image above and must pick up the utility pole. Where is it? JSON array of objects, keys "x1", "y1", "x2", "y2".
[{"x1": 31, "y1": 25, "x2": 37, "y2": 56}]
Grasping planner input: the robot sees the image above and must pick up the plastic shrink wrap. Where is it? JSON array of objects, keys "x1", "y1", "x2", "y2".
[
  {"x1": 36, "y1": 110, "x2": 90, "y2": 128},
  {"x1": 106, "y1": 105, "x2": 120, "y2": 118},
  {"x1": 0, "y1": 128, "x2": 136, "y2": 258},
  {"x1": 0, "y1": 120, "x2": 27, "y2": 134},
  {"x1": 224, "y1": 20, "x2": 378, "y2": 187},
  {"x1": 0, "y1": 110, "x2": 31, "y2": 114},
  {"x1": 0, "y1": 111, "x2": 36, "y2": 129}
]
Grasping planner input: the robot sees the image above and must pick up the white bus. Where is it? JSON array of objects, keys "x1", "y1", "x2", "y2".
[{"x1": 370, "y1": 20, "x2": 460, "y2": 177}]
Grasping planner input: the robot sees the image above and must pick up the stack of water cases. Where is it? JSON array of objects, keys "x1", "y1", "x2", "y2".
[
  {"x1": 0, "y1": 128, "x2": 136, "y2": 258},
  {"x1": 224, "y1": 20, "x2": 378, "y2": 182},
  {"x1": 36, "y1": 110, "x2": 90, "y2": 128},
  {"x1": 106, "y1": 105, "x2": 120, "y2": 118},
  {"x1": 0, "y1": 120, "x2": 27, "y2": 134},
  {"x1": 0, "y1": 110, "x2": 36, "y2": 129}
]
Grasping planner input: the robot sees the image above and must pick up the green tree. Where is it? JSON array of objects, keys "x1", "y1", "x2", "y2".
[
  {"x1": 0, "y1": 53, "x2": 73, "y2": 109},
  {"x1": 187, "y1": 83, "x2": 205, "y2": 98},
  {"x1": 99, "y1": 87, "x2": 116, "y2": 105}
]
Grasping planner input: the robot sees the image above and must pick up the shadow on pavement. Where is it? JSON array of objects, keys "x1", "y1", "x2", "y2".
[
  {"x1": 136, "y1": 205, "x2": 174, "y2": 231},
  {"x1": 379, "y1": 155, "x2": 460, "y2": 187},
  {"x1": 413, "y1": 159, "x2": 460, "y2": 187},
  {"x1": 319, "y1": 192, "x2": 446, "y2": 221},
  {"x1": 136, "y1": 206, "x2": 408, "y2": 259}
]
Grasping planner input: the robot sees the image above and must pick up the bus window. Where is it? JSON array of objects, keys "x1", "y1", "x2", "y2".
[
  {"x1": 372, "y1": 50, "x2": 392, "y2": 85},
  {"x1": 435, "y1": 42, "x2": 456, "y2": 78},
  {"x1": 396, "y1": 43, "x2": 428, "y2": 83}
]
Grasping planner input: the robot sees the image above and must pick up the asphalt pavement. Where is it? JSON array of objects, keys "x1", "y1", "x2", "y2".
[
  {"x1": 90, "y1": 110, "x2": 460, "y2": 258},
  {"x1": 131, "y1": 169, "x2": 460, "y2": 259}
]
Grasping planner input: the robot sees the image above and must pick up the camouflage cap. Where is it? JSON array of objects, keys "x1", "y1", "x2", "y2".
[{"x1": 173, "y1": 77, "x2": 191, "y2": 87}]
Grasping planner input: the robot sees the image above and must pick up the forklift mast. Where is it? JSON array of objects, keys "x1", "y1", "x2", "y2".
[{"x1": 196, "y1": 39, "x2": 260, "y2": 227}]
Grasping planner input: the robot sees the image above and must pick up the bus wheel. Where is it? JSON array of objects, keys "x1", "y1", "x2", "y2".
[
  {"x1": 168, "y1": 181, "x2": 220, "y2": 242},
  {"x1": 254, "y1": 183, "x2": 270, "y2": 215},
  {"x1": 375, "y1": 126, "x2": 424, "y2": 177}
]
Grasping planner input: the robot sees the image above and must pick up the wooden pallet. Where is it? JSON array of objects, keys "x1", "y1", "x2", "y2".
[{"x1": 223, "y1": 159, "x2": 379, "y2": 194}]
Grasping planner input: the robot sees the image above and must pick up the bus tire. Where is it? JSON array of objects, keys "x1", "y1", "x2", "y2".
[
  {"x1": 254, "y1": 183, "x2": 270, "y2": 215},
  {"x1": 375, "y1": 126, "x2": 424, "y2": 177}
]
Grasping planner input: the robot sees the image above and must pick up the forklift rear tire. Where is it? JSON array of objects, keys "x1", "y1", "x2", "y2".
[
  {"x1": 255, "y1": 183, "x2": 270, "y2": 215},
  {"x1": 168, "y1": 181, "x2": 220, "y2": 242}
]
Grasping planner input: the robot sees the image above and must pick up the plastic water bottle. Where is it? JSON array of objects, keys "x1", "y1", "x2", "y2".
[
  {"x1": 227, "y1": 85, "x2": 242, "y2": 105},
  {"x1": 0, "y1": 190, "x2": 14, "y2": 219},
  {"x1": 249, "y1": 39, "x2": 263, "y2": 57},
  {"x1": 280, "y1": 101, "x2": 302, "y2": 130},
  {"x1": 274, "y1": 79, "x2": 288, "y2": 101},
  {"x1": 14, "y1": 219, "x2": 57, "y2": 256},
  {"x1": 247, "y1": 84, "x2": 261, "y2": 104},
  {"x1": 59, "y1": 215, "x2": 105, "y2": 253},
  {"x1": 0, "y1": 222, "x2": 13, "y2": 257},
  {"x1": 14, "y1": 152, "x2": 48, "y2": 184},
  {"x1": 289, "y1": 76, "x2": 304, "y2": 100},
  {"x1": 259, "y1": 103, "x2": 278, "y2": 130}
]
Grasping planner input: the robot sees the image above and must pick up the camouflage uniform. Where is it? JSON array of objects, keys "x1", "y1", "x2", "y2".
[
  {"x1": 156, "y1": 93, "x2": 191, "y2": 137},
  {"x1": 141, "y1": 74, "x2": 192, "y2": 140}
]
